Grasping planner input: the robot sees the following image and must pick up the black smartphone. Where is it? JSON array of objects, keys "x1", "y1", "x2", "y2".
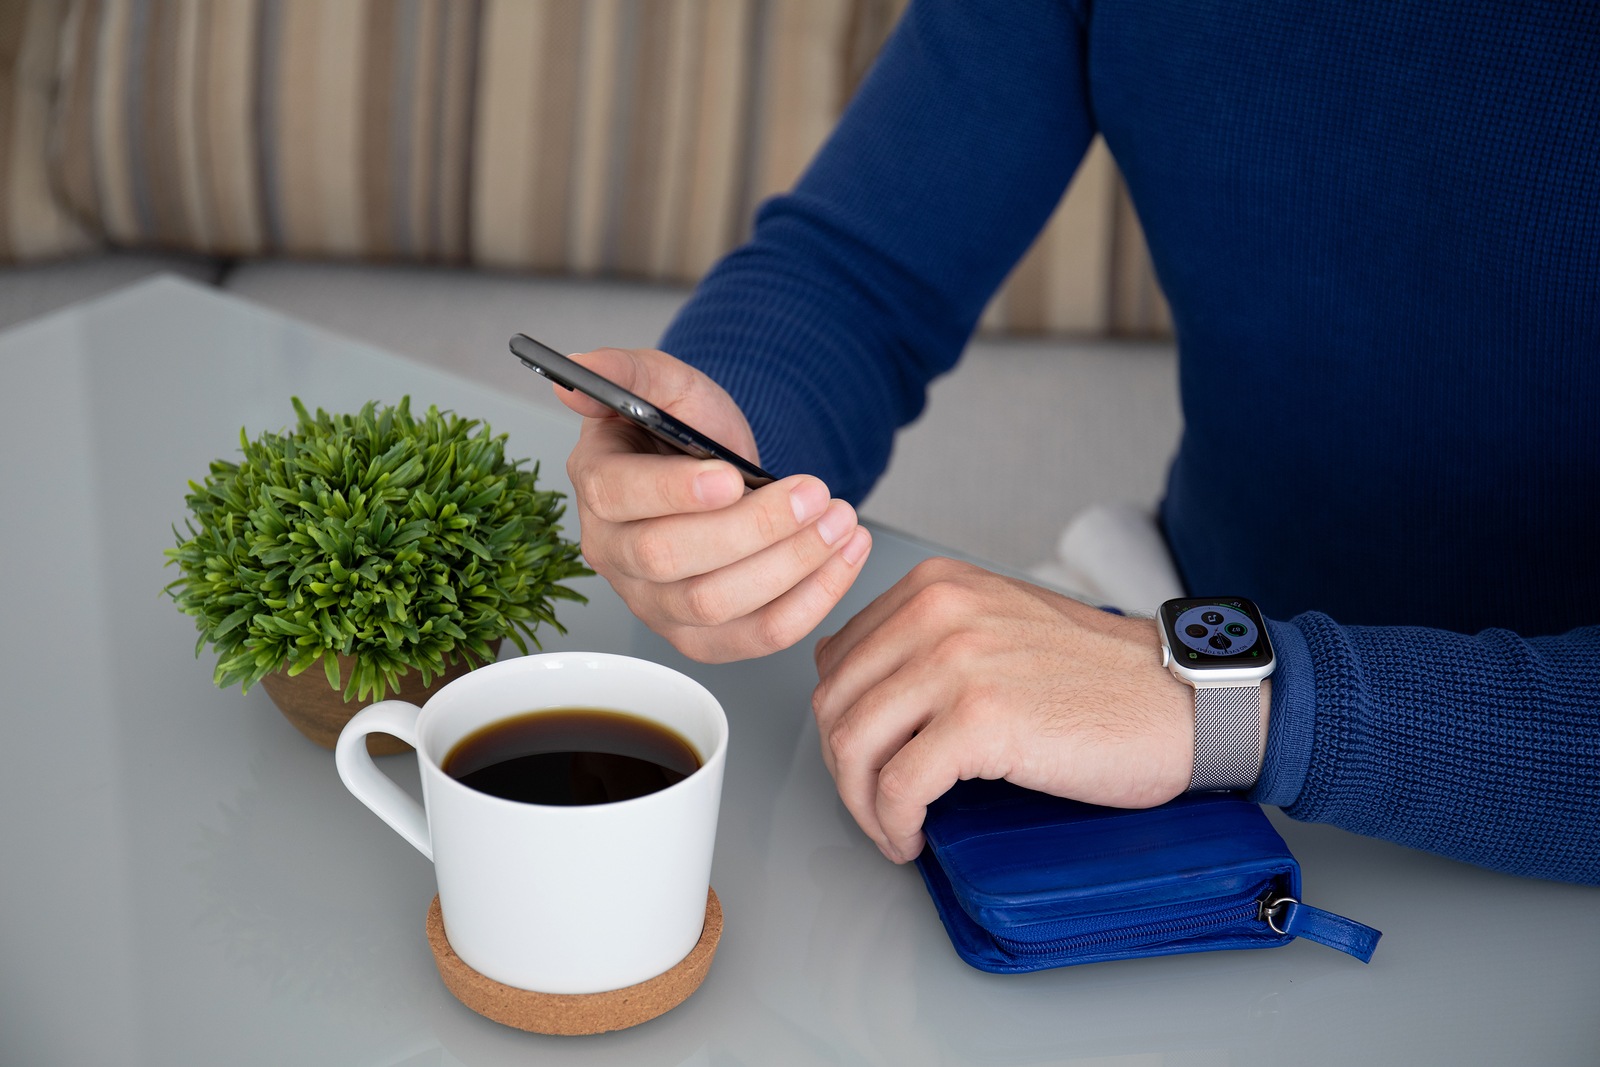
[{"x1": 510, "y1": 333, "x2": 775, "y2": 489}]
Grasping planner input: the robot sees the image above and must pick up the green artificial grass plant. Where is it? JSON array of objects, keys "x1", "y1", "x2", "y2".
[{"x1": 165, "y1": 397, "x2": 589, "y2": 701}]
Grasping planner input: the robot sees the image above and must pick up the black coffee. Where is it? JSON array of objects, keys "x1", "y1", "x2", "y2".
[{"x1": 443, "y1": 708, "x2": 701, "y2": 806}]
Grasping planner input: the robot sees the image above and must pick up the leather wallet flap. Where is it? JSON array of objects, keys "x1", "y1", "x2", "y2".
[{"x1": 921, "y1": 781, "x2": 1301, "y2": 931}]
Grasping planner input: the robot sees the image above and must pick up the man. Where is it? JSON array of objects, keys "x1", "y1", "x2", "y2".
[{"x1": 553, "y1": 0, "x2": 1599, "y2": 882}]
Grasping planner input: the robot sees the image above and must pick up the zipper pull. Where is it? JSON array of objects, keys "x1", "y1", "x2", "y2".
[{"x1": 1258, "y1": 895, "x2": 1382, "y2": 962}]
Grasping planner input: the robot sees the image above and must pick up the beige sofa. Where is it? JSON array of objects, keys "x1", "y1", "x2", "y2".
[{"x1": 1, "y1": 0, "x2": 1179, "y2": 575}]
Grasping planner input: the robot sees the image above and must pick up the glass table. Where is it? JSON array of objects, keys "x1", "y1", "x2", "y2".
[{"x1": 2, "y1": 277, "x2": 1595, "y2": 1065}]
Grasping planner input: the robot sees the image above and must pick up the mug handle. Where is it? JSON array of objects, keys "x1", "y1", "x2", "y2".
[{"x1": 335, "y1": 700, "x2": 433, "y2": 861}]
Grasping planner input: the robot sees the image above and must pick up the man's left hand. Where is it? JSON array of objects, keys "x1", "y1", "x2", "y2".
[{"x1": 812, "y1": 558, "x2": 1196, "y2": 863}]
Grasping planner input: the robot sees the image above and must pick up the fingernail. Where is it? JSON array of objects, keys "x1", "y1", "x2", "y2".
[
  {"x1": 694, "y1": 468, "x2": 739, "y2": 507},
  {"x1": 876, "y1": 841, "x2": 900, "y2": 864},
  {"x1": 815, "y1": 500, "x2": 854, "y2": 545},
  {"x1": 840, "y1": 526, "x2": 870, "y2": 566},
  {"x1": 789, "y1": 479, "x2": 828, "y2": 525}
]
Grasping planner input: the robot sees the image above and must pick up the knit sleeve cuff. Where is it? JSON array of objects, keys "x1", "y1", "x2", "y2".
[{"x1": 1248, "y1": 617, "x2": 1317, "y2": 808}]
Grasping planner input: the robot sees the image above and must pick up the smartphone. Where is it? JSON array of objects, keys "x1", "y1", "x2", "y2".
[{"x1": 510, "y1": 333, "x2": 775, "y2": 489}]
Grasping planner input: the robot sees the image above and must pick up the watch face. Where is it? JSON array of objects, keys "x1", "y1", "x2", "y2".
[{"x1": 1160, "y1": 597, "x2": 1274, "y2": 669}]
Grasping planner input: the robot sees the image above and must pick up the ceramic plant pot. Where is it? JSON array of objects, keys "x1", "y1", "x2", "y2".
[{"x1": 259, "y1": 640, "x2": 503, "y2": 755}]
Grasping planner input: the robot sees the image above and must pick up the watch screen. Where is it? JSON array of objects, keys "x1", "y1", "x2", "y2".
[{"x1": 1160, "y1": 598, "x2": 1273, "y2": 669}]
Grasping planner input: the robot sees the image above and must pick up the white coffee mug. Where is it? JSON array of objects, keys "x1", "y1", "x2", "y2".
[{"x1": 334, "y1": 652, "x2": 727, "y2": 995}]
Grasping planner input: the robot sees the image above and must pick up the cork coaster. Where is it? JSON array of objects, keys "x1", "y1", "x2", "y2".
[{"x1": 425, "y1": 889, "x2": 723, "y2": 1036}]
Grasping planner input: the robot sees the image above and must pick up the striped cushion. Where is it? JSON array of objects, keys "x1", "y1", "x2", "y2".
[
  {"x1": 981, "y1": 138, "x2": 1172, "y2": 337},
  {"x1": 50, "y1": 0, "x2": 885, "y2": 279},
  {"x1": 0, "y1": 0, "x2": 95, "y2": 262},
  {"x1": 45, "y1": 0, "x2": 1169, "y2": 334}
]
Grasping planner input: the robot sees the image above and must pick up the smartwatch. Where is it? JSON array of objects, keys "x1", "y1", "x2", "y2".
[{"x1": 1157, "y1": 597, "x2": 1275, "y2": 791}]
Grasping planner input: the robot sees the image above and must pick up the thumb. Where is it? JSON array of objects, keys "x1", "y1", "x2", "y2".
[{"x1": 546, "y1": 347, "x2": 645, "y2": 420}]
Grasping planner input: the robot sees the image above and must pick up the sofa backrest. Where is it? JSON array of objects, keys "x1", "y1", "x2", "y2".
[
  {"x1": 5, "y1": 0, "x2": 1170, "y2": 337},
  {"x1": 0, "y1": 0, "x2": 94, "y2": 261}
]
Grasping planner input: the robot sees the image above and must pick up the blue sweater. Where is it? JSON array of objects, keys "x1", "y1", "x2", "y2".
[{"x1": 660, "y1": 0, "x2": 1600, "y2": 883}]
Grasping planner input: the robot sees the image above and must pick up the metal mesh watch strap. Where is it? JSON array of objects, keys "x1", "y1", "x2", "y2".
[{"x1": 1189, "y1": 684, "x2": 1265, "y2": 791}]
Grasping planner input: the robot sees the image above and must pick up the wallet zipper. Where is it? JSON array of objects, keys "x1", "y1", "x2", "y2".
[
  {"x1": 990, "y1": 891, "x2": 1271, "y2": 958},
  {"x1": 989, "y1": 887, "x2": 1381, "y2": 963}
]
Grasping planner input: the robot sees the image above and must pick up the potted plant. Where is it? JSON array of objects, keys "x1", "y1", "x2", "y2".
[{"x1": 165, "y1": 397, "x2": 589, "y2": 753}]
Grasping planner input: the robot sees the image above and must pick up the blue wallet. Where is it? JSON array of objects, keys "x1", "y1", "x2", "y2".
[{"x1": 915, "y1": 779, "x2": 1380, "y2": 973}]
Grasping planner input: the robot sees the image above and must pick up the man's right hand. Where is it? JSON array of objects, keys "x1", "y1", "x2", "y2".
[{"x1": 558, "y1": 348, "x2": 873, "y2": 663}]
